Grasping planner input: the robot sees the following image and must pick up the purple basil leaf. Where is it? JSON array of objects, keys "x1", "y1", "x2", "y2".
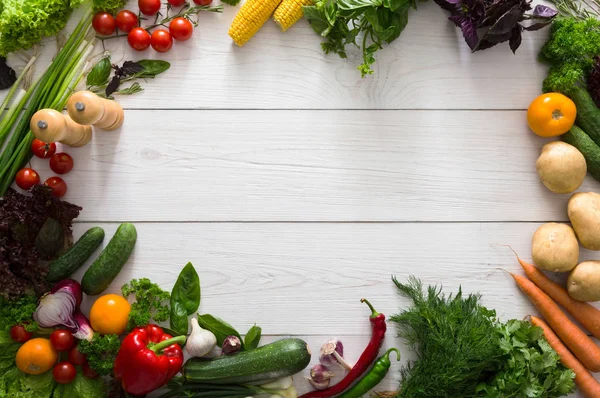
[
  {"x1": 473, "y1": 39, "x2": 499, "y2": 51},
  {"x1": 433, "y1": 0, "x2": 458, "y2": 12},
  {"x1": 121, "y1": 61, "x2": 145, "y2": 76},
  {"x1": 533, "y1": 4, "x2": 557, "y2": 18},
  {"x1": 105, "y1": 75, "x2": 121, "y2": 97},
  {"x1": 488, "y1": 6, "x2": 523, "y2": 36},
  {"x1": 522, "y1": 19, "x2": 553, "y2": 31},
  {"x1": 461, "y1": 20, "x2": 479, "y2": 50},
  {"x1": 509, "y1": 26, "x2": 522, "y2": 53},
  {"x1": 448, "y1": 14, "x2": 465, "y2": 28}
]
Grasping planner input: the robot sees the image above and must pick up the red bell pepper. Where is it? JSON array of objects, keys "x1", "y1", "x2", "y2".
[{"x1": 114, "y1": 324, "x2": 187, "y2": 395}]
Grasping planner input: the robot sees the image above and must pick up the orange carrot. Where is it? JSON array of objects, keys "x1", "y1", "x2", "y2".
[
  {"x1": 511, "y1": 273, "x2": 600, "y2": 372},
  {"x1": 518, "y1": 257, "x2": 600, "y2": 339},
  {"x1": 531, "y1": 316, "x2": 600, "y2": 398}
]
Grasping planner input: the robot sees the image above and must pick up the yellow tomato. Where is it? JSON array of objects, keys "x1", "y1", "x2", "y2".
[
  {"x1": 527, "y1": 93, "x2": 577, "y2": 137},
  {"x1": 90, "y1": 294, "x2": 131, "y2": 335},
  {"x1": 16, "y1": 338, "x2": 58, "y2": 375}
]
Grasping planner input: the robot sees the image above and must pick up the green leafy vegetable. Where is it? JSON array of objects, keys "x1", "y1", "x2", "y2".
[
  {"x1": 35, "y1": 218, "x2": 64, "y2": 259},
  {"x1": 170, "y1": 262, "x2": 200, "y2": 335},
  {"x1": 0, "y1": 331, "x2": 21, "y2": 371},
  {"x1": 122, "y1": 278, "x2": 170, "y2": 331},
  {"x1": 221, "y1": 0, "x2": 241, "y2": 5},
  {"x1": 244, "y1": 324, "x2": 261, "y2": 350},
  {"x1": 476, "y1": 320, "x2": 575, "y2": 397},
  {"x1": 0, "y1": 366, "x2": 54, "y2": 398},
  {"x1": 77, "y1": 334, "x2": 121, "y2": 376},
  {"x1": 0, "y1": 0, "x2": 84, "y2": 56},
  {"x1": 197, "y1": 314, "x2": 242, "y2": 347},
  {"x1": 87, "y1": 56, "x2": 112, "y2": 87},
  {"x1": 0, "y1": 296, "x2": 38, "y2": 332},
  {"x1": 93, "y1": 0, "x2": 126, "y2": 13},
  {"x1": 135, "y1": 60, "x2": 171, "y2": 77}
]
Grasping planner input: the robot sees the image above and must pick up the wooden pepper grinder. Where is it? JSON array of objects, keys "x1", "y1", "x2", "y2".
[
  {"x1": 67, "y1": 91, "x2": 124, "y2": 131},
  {"x1": 30, "y1": 109, "x2": 92, "y2": 147}
]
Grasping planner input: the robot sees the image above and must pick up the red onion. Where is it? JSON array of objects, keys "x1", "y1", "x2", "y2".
[
  {"x1": 51, "y1": 279, "x2": 83, "y2": 308},
  {"x1": 71, "y1": 311, "x2": 94, "y2": 341},
  {"x1": 34, "y1": 279, "x2": 83, "y2": 329}
]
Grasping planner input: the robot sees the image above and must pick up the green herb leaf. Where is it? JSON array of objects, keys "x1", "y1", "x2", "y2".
[
  {"x1": 244, "y1": 325, "x2": 261, "y2": 350},
  {"x1": 115, "y1": 82, "x2": 144, "y2": 96},
  {"x1": 35, "y1": 217, "x2": 64, "y2": 259},
  {"x1": 54, "y1": 372, "x2": 106, "y2": 398},
  {"x1": 135, "y1": 60, "x2": 171, "y2": 78},
  {"x1": 0, "y1": 296, "x2": 38, "y2": 332},
  {"x1": 170, "y1": 262, "x2": 200, "y2": 335},
  {"x1": 0, "y1": 331, "x2": 21, "y2": 371},
  {"x1": 78, "y1": 334, "x2": 121, "y2": 376},
  {"x1": 221, "y1": 0, "x2": 241, "y2": 5},
  {"x1": 170, "y1": 301, "x2": 190, "y2": 336},
  {"x1": 87, "y1": 56, "x2": 111, "y2": 87},
  {"x1": 122, "y1": 278, "x2": 170, "y2": 331},
  {"x1": 197, "y1": 314, "x2": 242, "y2": 347}
]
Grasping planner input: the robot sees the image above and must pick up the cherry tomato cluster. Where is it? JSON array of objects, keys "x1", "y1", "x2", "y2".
[
  {"x1": 15, "y1": 139, "x2": 74, "y2": 198},
  {"x1": 92, "y1": 0, "x2": 209, "y2": 53},
  {"x1": 10, "y1": 327, "x2": 97, "y2": 384}
]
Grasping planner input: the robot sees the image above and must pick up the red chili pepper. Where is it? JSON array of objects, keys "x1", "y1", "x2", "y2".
[
  {"x1": 299, "y1": 299, "x2": 386, "y2": 398},
  {"x1": 114, "y1": 324, "x2": 186, "y2": 395}
]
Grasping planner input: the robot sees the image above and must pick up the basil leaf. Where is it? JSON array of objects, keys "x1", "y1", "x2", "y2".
[
  {"x1": 35, "y1": 218, "x2": 64, "y2": 259},
  {"x1": 197, "y1": 314, "x2": 242, "y2": 347},
  {"x1": 171, "y1": 262, "x2": 200, "y2": 315},
  {"x1": 87, "y1": 56, "x2": 111, "y2": 87},
  {"x1": 303, "y1": 6, "x2": 331, "y2": 36},
  {"x1": 135, "y1": 60, "x2": 171, "y2": 78},
  {"x1": 170, "y1": 301, "x2": 189, "y2": 336},
  {"x1": 244, "y1": 325, "x2": 261, "y2": 350},
  {"x1": 338, "y1": 0, "x2": 382, "y2": 11}
]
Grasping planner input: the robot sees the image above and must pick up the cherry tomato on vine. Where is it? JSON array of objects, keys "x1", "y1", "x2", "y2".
[
  {"x1": 68, "y1": 346, "x2": 86, "y2": 366},
  {"x1": 44, "y1": 177, "x2": 67, "y2": 198},
  {"x1": 15, "y1": 168, "x2": 40, "y2": 190},
  {"x1": 10, "y1": 325, "x2": 32, "y2": 343},
  {"x1": 92, "y1": 12, "x2": 116, "y2": 36},
  {"x1": 151, "y1": 29, "x2": 173, "y2": 53},
  {"x1": 49, "y1": 153, "x2": 74, "y2": 175},
  {"x1": 53, "y1": 362, "x2": 76, "y2": 384},
  {"x1": 128, "y1": 27, "x2": 151, "y2": 51},
  {"x1": 82, "y1": 362, "x2": 99, "y2": 379},
  {"x1": 169, "y1": 18, "x2": 193, "y2": 41},
  {"x1": 193, "y1": 0, "x2": 212, "y2": 4},
  {"x1": 115, "y1": 10, "x2": 138, "y2": 33},
  {"x1": 168, "y1": 0, "x2": 187, "y2": 6},
  {"x1": 139, "y1": 0, "x2": 161, "y2": 15},
  {"x1": 50, "y1": 330, "x2": 75, "y2": 352},
  {"x1": 31, "y1": 139, "x2": 56, "y2": 159}
]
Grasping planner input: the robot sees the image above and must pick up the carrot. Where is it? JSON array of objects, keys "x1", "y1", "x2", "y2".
[
  {"x1": 530, "y1": 316, "x2": 600, "y2": 398},
  {"x1": 511, "y1": 272, "x2": 600, "y2": 372},
  {"x1": 518, "y1": 257, "x2": 600, "y2": 339}
]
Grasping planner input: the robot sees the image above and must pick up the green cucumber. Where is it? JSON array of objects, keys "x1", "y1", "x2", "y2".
[
  {"x1": 81, "y1": 223, "x2": 137, "y2": 296},
  {"x1": 569, "y1": 86, "x2": 600, "y2": 146},
  {"x1": 563, "y1": 125, "x2": 600, "y2": 182},
  {"x1": 47, "y1": 227, "x2": 105, "y2": 283},
  {"x1": 183, "y1": 338, "x2": 311, "y2": 384}
]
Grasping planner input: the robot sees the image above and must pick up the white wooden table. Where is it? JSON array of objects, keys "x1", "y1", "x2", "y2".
[{"x1": 11, "y1": 1, "x2": 600, "y2": 395}]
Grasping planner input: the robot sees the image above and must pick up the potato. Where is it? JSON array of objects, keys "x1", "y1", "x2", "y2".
[
  {"x1": 531, "y1": 222, "x2": 579, "y2": 272},
  {"x1": 536, "y1": 141, "x2": 586, "y2": 194},
  {"x1": 568, "y1": 261, "x2": 600, "y2": 302},
  {"x1": 568, "y1": 192, "x2": 600, "y2": 250}
]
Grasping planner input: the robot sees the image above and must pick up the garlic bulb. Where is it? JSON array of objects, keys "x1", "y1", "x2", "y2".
[{"x1": 185, "y1": 317, "x2": 217, "y2": 357}]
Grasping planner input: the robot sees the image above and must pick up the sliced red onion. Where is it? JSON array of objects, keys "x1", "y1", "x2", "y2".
[
  {"x1": 51, "y1": 279, "x2": 83, "y2": 309},
  {"x1": 34, "y1": 279, "x2": 82, "y2": 329},
  {"x1": 319, "y1": 338, "x2": 352, "y2": 370},
  {"x1": 71, "y1": 311, "x2": 94, "y2": 341},
  {"x1": 221, "y1": 335, "x2": 242, "y2": 355}
]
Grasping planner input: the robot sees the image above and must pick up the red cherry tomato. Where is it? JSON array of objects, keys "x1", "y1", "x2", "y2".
[
  {"x1": 115, "y1": 10, "x2": 138, "y2": 33},
  {"x1": 128, "y1": 27, "x2": 151, "y2": 51},
  {"x1": 49, "y1": 153, "x2": 74, "y2": 175},
  {"x1": 44, "y1": 177, "x2": 67, "y2": 198},
  {"x1": 169, "y1": 18, "x2": 193, "y2": 41},
  {"x1": 53, "y1": 362, "x2": 77, "y2": 384},
  {"x1": 15, "y1": 168, "x2": 40, "y2": 190},
  {"x1": 10, "y1": 325, "x2": 32, "y2": 343},
  {"x1": 82, "y1": 362, "x2": 99, "y2": 379},
  {"x1": 50, "y1": 330, "x2": 75, "y2": 352},
  {"x1": 193, "y1": 0, "x2": 212, "y2": 4},
  {"x1": 31, "y1": 139, "x2": 56, "y2": 159},
  {"x1": 92, "y1": 12, "x2": 116, "y2": 36},
  {"x1": 68, "y1": 346, "x2": 86, "y2": 366},
  {"x1": 168, "y1": 0, "x2": 187, "y2": 5},
  {"x1": 151, "y1": 29, "x2": 173, "y2": 53},
  {"x1": 139, "y1": 0, "x2": 161, "y2": 15}
]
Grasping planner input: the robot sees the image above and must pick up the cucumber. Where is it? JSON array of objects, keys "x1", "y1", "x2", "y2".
[
  {"x1": 81, "y1": 223, "x2": 137, "y2": 296},
  {"x1": 563, "y1": 125, "x2": 600, "y2": 182},
  {"x1": 47, "y1": 227, "x2": 105, "y2": 283},
  {"x1": 569, "y1": 86, "x2": 600, "y2": 146},
  {"x1": 183, "y1": 338, "x2": 311, "y2": 384}
]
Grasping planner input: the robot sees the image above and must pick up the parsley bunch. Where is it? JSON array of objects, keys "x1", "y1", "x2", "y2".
[
  {"x1": 78, "y1": 334, "x2": 121, "y2": 376},
  {"x1": 122, "y1": 278, "x2": 170, "y2": 331}
]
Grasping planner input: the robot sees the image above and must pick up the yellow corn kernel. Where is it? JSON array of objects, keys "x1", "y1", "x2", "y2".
[
  {"x1": 229, "y1": 0, "x2": 283, "y2": 46},
  {"x1": 273, "y1": 0, "x2": 313, "y2": 32}
]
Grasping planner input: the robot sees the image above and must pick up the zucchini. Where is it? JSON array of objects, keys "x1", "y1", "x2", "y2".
[
  {"x1": 183, "y1": 338, "x2": 311, "y2": 384},
  {"x1": 47, "y1": 227, "x2": 105, "y2": 283},
  {"x1": 81, "y1": 223, "x2": 137, "y2": 296},
  {"x1": 569, "y1": 86, "x2": 600, "y2": 146},
  {"x1": 563, "y1": 125, "x2": 600, "y2": 182}
]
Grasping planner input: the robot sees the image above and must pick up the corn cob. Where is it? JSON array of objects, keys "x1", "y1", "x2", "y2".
[
  {"x1": 228, "y1": 0, "x2": 283, "y2": 46},
  {"x1": 273, "y1": 0, "x2": 314, "y2": 32}
]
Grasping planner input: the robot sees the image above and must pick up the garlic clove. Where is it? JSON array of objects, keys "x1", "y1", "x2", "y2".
[
  {"x1": 222, "y1": 335, "x2": 242, "y2": 355},
  {"x1": 319, "y1": 338, "x2": 352, "y2": 370}
]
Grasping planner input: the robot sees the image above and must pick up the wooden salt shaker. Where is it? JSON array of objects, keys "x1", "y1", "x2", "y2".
[
  {"x1": 67, "y1": 91, "x2": 124, "y2": 131},
  {"x1": 30, "y1": 109, "x2": 92, "y2": 147}
]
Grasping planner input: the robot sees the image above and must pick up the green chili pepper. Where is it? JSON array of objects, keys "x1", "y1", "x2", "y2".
[{"x1": 337, "y1": 348, "x2": 400, "y2": 398}]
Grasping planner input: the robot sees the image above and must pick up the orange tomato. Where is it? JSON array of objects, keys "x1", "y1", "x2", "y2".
[
  {"x1": 527, "y1": 93, "x2": 577, "y2": 137},
  {"x1": 90, "y1": 294, "x2": 131, "y2": 335},
  {"x1": 16, "y1": 338, "x2": 58, "y2": 375}
]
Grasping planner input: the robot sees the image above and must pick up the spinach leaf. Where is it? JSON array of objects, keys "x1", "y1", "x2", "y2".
[
  {"x1": 244, "y1": 325, "x2": 261, "y2": 350},
  {"x1": 197, "y1": 314, "x2": 242, "y2": 347},
  {"x1": 170, "y1": 262, "x2": 200, "y2": 335},
  {"x1": 87, "y1": 56, "x2": 111, "y2": 87}
]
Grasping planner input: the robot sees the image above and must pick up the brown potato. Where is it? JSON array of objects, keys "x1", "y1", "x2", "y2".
[
  {"x1": 568, "y1": 261, "x2": 600, "y2": 302},
  {"x1": 536, "y1": 141, "x2": 586, "y2": 194},
  {"x1": 568, "y1": 192, "x2": 600, "y2": 250},
  {"x1": 532, "y1": 222, "x2": 579, "y2": 272}
]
